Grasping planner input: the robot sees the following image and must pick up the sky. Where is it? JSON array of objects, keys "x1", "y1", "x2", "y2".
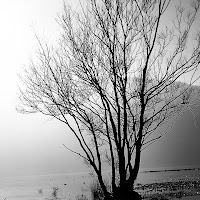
[{"x1": 0, "y1": 0, "x2": 200, "y2": 178}]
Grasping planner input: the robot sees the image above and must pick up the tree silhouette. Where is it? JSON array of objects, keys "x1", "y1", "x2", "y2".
[{"x1": 18, "y1": 0, "x2": 200, "y2": 199}]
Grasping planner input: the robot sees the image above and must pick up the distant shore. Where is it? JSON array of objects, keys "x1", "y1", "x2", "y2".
[{"x1": 142, "y1": 167, "x2": 200, "y2": 173}]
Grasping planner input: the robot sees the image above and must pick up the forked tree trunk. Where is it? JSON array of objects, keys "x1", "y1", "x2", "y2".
[
  {"x1": 104, "y1": 143, "x2": 142, "y2": 200},
  {"x1": 103, "y1": 167, "x2": 142, "y2": 200},
  {"x1": 104, "y1": 181, "x2": 141, "y2": 200}
]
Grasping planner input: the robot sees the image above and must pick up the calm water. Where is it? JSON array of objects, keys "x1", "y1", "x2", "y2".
[{"x1": 0, "y1": 166, "x2": 200, "y2": 199}]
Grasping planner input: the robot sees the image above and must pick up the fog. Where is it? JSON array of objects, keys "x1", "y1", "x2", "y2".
[{"x1": 0, "y1": 0, "x2": 200, "y2": 178}]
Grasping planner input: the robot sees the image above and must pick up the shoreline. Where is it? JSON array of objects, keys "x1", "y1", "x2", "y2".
[
  {"x1": 1, "y1": 168, "x2": 200, "y2": 200},
  {"x1": 142, "y1": 167, "x2": 200, "y2": 174},
  {"x1": 135, "y1": 179, "x2": 200, "y2": 199}
]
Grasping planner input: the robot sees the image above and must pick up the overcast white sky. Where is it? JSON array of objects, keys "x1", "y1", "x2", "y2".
[
  {"x1": 0, "y1": 0, "x2": 85, "y2": 177},
  {"x1": 0, "y1": 0, "x2": 200, "y2": 178}
]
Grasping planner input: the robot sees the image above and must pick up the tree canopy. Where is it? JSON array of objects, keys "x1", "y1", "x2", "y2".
[{"x1": 18, "y1": 0, "x2": 200, "y2": 199}]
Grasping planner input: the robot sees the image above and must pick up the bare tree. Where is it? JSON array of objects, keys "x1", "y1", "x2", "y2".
[{"x1": 17, "y1": 0, "x2": 200, "y2": 199}]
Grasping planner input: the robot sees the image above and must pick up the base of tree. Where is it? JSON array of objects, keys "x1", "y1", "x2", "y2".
[
  {"x1": 131, "y1": 191, "x2": 142, "y2": 200},
  {"x1": 104, "y1": 190, "x2": 142, "y2": 200}
]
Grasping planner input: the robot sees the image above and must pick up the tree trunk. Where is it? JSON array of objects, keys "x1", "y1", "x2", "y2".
[
  {"x1": 107, "y1": 181, "x2": 141, "y2": 200},
  {"x1": 107, "y1": 143, "x2": 142, "y2": 200}
]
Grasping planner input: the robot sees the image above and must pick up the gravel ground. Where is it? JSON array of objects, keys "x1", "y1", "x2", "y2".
[{"x1": 135, "y1": 179, "x2": 200, "y2": 199}]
